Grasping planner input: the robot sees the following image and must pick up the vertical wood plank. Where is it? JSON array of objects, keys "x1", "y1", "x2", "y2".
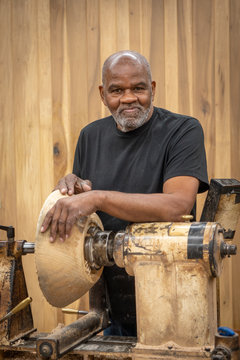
[
  {"x1": 141, "y1": 0, "x2": 152, "y2": 60},
  {"x1": 230, "y1": 0, "x2": 240, "y2": 330},
  {"x1": 87, "y1": 0, "x2": 102, "y2": 123},
  {"x1": 129, "y1": 0, "x2": 142, "y2": 51},
  {"x1": 50, "y1": 0, "x2": 69, "y2": 324},
  {"x1": 12, "y1": 0, "x2": 41, "y2": 252},
  {"x1": 0, "y1": 0, "x2": 16, "y2": 229},
  {"x1": 11, "y1": 0, "x2": 49, "y2": 330},
  {"x1": 50, "y1": 0, "x2": 68, "y2": 184},
  {"x1": 192, "y1": 0, "x2": 215, "y2": 219},
  {"x1": 177, "y1": 0, "x2": 193, "y2": 116},
  {"x1": 116, "y1": 0, "x2": 130, "y2": 51},
  {"x1": 192, "y1": 0, "x2": 215, "y2": 181},
  {"x1": 214, "y1": 0, "x2": 231, "y2": 178},
  {"x1": 100, "y1": 0, "x2": 117, "y2": 117},
  {"x1": 36, "y1": 0, "x2": 59, "y2": 331},
  {"x1": 230, "y1": 0, "x2": 240, "y2": 182},
  {"x1": 214, "y1": 0, "x2": 232, "y2": 328},
  {"x1": 66, "y1": 0, "x2": 88, "y2": 169},
  {"x1": 150, "y1": 0, "x2": 165, "y2": 108},
  {"x1": 164, "y1": 0, "x2": 178, "y2": 112},
  {"x1": 65, "y1": 0, "x2": 90, "y2": 325},
  {"x1": 37, "y1": 0, "x2": 54, "y2": 202}
]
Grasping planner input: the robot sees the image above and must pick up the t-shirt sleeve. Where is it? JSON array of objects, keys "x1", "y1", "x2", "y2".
[
  {"x1": 72, "y1": 131, "x2": 83, "y2": 177},
  {"x1": 163, "y1": 118, "x2": 209, "y2": 193}
]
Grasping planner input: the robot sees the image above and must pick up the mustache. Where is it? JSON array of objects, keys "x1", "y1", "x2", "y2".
[{"x1": 118, "y1": 105, "x2": 143, "y2": 113}]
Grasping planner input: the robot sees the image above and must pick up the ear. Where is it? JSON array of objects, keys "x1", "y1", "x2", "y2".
[
  {"x1": 99, "y1": 85, "x2": 107, "y2": 106},
  {"x1": 151, "y1": 81, "x2": 156, "y2": 101}
]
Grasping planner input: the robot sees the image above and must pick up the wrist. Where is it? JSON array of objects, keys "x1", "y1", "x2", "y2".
[{"x1": 91, "y1": 190, "x2": 107, "y2": 212}]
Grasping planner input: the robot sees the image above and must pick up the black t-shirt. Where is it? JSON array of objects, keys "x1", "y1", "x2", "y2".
[{"x1": 73, "y1": 107, "x2": 209, "y2": 326}]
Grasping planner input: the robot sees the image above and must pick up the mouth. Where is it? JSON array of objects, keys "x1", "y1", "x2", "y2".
[{"x1": 120, "y1": 107, "x2": 141, "y2": 115}]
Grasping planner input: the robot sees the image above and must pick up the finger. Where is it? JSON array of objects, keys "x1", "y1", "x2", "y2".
[
  {"x1": 66, "y1": 174, "x2": 77, "y2": 195},
  {"x1": 58, "y1": 206, "x2": 68, "y2": 242},
  {"x1": 82, "y1": 180, "x2": 92, "y2": 192},
  {"x1": 75, "y1": 179, "x2": 92, "y2": 193},
  {"x1": 49, "y1": 201, "x2": 63, "y2": 242},
  {"x1": 54, "y1": 178, "x2": 68, "y2": 195},
  {"x1": 41, "y1": 206, "x2": 55, "y2": 233},
  {"x1": 54, "y1": 174, "x2": 77, "y2": 195}
]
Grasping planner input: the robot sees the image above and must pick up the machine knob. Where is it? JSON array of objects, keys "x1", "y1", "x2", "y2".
[
  {"x1": 211, "y1": 345, "x2": 231, "y2": 360},
  {"x1": 220, "y1": 242, "x2": 237, "y2": 258}
]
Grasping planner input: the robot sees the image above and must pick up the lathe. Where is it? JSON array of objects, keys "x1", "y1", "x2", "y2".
[{"x1": 0, "y1": 179, "x2": 240, "y2": 360}]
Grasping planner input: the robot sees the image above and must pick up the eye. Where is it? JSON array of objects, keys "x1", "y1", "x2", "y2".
[
  {"x1": 134, "y1": 87, "x2": 145, "y2": 91},
  {"x1": 111, "y1": 88, "x2": 122, "y2": 94}
]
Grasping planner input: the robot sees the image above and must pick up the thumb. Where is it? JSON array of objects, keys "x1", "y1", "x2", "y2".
[{"x1": 82, "y1": 182, "x2": 91, "y2": 191}]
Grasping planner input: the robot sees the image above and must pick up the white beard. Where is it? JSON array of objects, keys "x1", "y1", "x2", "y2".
[{"x1": 111, "y1": 102, "x2": 153, "y2": 132}]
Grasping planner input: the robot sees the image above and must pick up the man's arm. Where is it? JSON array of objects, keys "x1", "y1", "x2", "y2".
[{"x1": 41, "y1": 176, "x2": 199, "y2": 242}]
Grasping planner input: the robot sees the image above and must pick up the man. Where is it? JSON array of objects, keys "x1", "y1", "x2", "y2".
[{"x1": 41, "y1": 50, "x2": 209, "y2": 336}]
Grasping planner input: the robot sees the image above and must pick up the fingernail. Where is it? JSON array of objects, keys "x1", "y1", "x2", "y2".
[
  {"x1": 59, "y1": 237, "x2": 64, "y2": 242},
  {"x1": 41, "y1": 226, "x2": 44, "y2": 232},
  {"x1": 68, "y1": 190, "x2": 73, "y2": 195},
  {"x1": 49, "y1": 237, "x2": 54, "y2": 243},
  {"x1": 61, "y1": 188, "x2": 66, "y2": 194},
  {"x1": 65, "y1": 234, "x2": 69, "y2": 240}
]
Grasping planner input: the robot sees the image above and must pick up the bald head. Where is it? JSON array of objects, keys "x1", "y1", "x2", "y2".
[{"x1": 102, "y1": 50, "x2": 152, "y2": 85}]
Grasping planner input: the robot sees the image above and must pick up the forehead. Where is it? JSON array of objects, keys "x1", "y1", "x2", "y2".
[{"x1": 104, "y1": 61, "x2": 149, "y2": 86}]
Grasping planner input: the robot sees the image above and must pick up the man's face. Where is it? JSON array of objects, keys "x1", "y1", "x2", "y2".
[{"x1": 99, "y1": 61, "x2": 156, "y2": 132}]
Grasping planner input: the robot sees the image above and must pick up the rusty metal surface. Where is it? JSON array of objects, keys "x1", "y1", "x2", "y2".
[
  {"x1": 117, "y1": 222, "x2": 225, "y2": 277},
  {"x1": 201, "y1": 179, "x2": 240, "y2": 239},
  {"x1": 114, "y1": 222, "x2": 223, "y2": 349},
  {"x1": 36, "y1": 312, "x2": 104, "y2": 359},
  {"x1": 215, "y1": 332, "x2": 239, "y2": 351},
  {"x1": 1, "y1": 335, "x2": 135, "y2": 359},
  {"x1": 133, "y1": 345, "x2": 213, "y2": 359},
  {"x1": 213, "y1": 332, "x2": 240, "y2": 359},
  {"x1": 0, "y1": 239, "x2": 33, "y2": 345},
  {"x1": 85, "y1": 228, "x2": 115, "y2": 270},
  {"x1": 0, "y1": 334, "x2": 219, "y2": 359},
  {"x1": 113, "y1": 231, "x2": 125, "y2": 269}
]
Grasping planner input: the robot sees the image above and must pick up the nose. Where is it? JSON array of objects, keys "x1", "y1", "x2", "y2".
[{"x1": 120, "y1": 89, "x2": 138, "y2": 104}]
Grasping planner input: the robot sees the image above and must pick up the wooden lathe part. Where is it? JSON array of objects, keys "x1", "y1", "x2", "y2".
[{"x1": 35, "y1": 190, "x2": 103, "y2": 308}]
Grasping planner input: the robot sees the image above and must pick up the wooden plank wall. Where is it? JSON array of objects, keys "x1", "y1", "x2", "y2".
[{"x1": 0, "y1": 0, "x2": 240, "y2": 332}]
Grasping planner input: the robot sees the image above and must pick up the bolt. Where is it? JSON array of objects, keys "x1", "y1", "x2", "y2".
[{"x1": 40, "y1": 343, "x2": 53, "y2": 357}]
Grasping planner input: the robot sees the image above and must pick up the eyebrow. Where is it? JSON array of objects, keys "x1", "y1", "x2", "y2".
[{"x1": 108, "y1": 82, "x2": 148, "y2": 91}]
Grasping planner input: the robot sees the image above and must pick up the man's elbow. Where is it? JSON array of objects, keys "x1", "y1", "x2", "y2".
[{"x1": 160, "y1": 197, "x2": 195, "y2": 222}]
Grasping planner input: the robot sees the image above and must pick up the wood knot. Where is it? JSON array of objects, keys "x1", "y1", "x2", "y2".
[{"x1": 53, "y1": 143, "x2": 60, "y2": 156}]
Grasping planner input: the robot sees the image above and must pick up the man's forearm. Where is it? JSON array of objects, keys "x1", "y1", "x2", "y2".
[{"x1": 94, "y1": 190, "x2": 193, "y2": 223}]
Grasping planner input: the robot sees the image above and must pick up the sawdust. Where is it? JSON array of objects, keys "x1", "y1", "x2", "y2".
[
  {"x1": 0, "y1": 334, "x2": 9, "y2": 346},
  {"x1": 11, "y1": 338, "x2": 25, "y2": 346},
  {"x1": 0, "y1": 257, "x2": 11, "y2": 283}
]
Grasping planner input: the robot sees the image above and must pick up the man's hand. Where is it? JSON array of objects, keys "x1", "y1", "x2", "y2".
[
  {"x1": 41, "y1": 191, "x2": 99, "y2": 242},
  {"x1": 55, "y1": 173, "x2": 92, "y2": 195}
]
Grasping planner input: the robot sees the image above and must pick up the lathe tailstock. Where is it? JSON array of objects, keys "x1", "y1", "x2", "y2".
[{"x1": 0, "y1": 178, "x2": 240, "y2": 360}]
